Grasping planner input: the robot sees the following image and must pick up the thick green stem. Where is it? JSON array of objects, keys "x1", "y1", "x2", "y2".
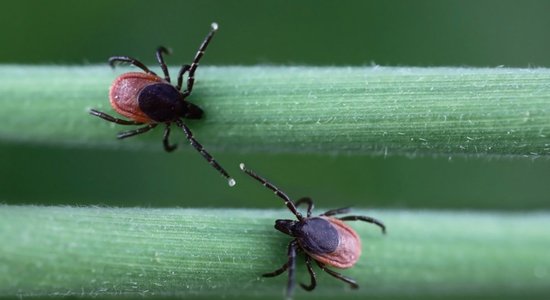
[
  {"x1": 0, "y1": 66, "x2": 549, "y2": 157},
  {"x1": 1, "y1": 205, "x2": 548, "y2": 298}
]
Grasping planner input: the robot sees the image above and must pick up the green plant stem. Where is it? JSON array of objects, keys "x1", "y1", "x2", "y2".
[
  {"x1": 0, "y1": 205, "x2": 548, "y2": 298},
  {"x1": 1, "y1": 65, "x2": 549, "y2": 157}
]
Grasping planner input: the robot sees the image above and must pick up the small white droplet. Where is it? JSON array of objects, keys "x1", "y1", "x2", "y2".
[
  {"x1": 239, "y1": 163, "x2": 246, "y2": 170},
  {"x1": 211, "y1": 22, "x2": 219, "y2": 31},
  {"x1": 228, "y1": 178, "x2": 236, "y2": 187}
]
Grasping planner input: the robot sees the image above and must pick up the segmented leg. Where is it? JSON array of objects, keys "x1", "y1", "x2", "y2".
[
  {"x1": 239, "y1": 163, "x2": 302, "y2": 220},
  {"x1": 262, "y1": 240, "x2": 297, "y2": 277},
  {"x1": 89, "y1": 109, "x2": 143, "y2": 125},
  {"x1": 156, "y1": 46, "x2": 171, "y2": 82},
  {"x1": 295, "y1": 197, "x2": 314, "y2": 217},
  {"x1": 117, "y1": 124, "x2": 157, "y2": 139},
  {"x1": 300, "y1": 255, "x2": 317, "y2": 291},
  {"x1": 162, "y1": 123, "x2": 177, "y2": 152},
  {"x1": 176, "y1": 119, "x2": 234, "y2": 187},
  {"x1": 262, "y1": 262, "x2": 289, "y2": 278},
  {"x1": 108, "y1": 56, "x2": 156, "y2": 75},
  {"x1": 182, "y1": 23, "x2": 218, "y2": 97},
  {"x1": 176, "y1": 64, "x2": 191, "y2": 91},
  {"x1": 315, "y1": 261, "x2": 359, "y2": 289},
  {"x1": 339, "y1": 215, "x2": 386, "y2": 234},
  {"x1": 263, "y1": 240, "x2": 297, "y2": 299},
  {"x1": 321, "y1": 207, "x2": 351, "y2": 217}
]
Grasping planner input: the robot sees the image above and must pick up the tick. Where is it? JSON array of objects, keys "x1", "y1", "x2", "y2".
[
  {"x1": 89, "y1": 23, "x2": 235, "y2": 186},
  {"x1": 239, "y1": 163, "x2": 385, "y2": 299}
]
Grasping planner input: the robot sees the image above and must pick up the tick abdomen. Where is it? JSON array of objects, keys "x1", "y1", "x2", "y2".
[
  {"x1": 109, "y1": 72, "x2": 164, "y2": 123},
  {"x1": 301, "y1": 217, "x2": 362, "y2": 269}
]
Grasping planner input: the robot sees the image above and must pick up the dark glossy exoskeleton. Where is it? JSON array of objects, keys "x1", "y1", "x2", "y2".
[
  {"x1": 239, "y1": 163, "x2": 386, "y2": 299},
  {"x1": 89, "y1": 23, "x2": 235, "y2": 186}
]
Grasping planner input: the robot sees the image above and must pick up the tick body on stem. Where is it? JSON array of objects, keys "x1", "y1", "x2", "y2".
[
  {"x1": 89, "y1": 23, "x2": 235, "y2": 187},
  {"x1": 239, "y1": 163, "x2": 385, "y2": 299}
]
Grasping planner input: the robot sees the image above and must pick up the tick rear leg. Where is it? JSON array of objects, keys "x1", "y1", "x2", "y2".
[
  {"x1": 108, "y1": 56, "x2": 156, "y2": 75},
  {"x1": 299, "y1": 255, "x2": 317, "y2": 291},
  {"x1": 315, "y1": 261, "x2": 359, "y2": 289},
  {"x1": 162, "y1": 123, "x2": 177, "y2": 152},
  {"x1": 339, "y1": 215, "x2": 386, "y2": 234},
  {"x1": 89, "y1": 109, "x2": 143, "y2": 125},
  {"x1": 117, "y1": 124, "x2": 157, "y2": 139},
  {"x1": 155, "y1": 46, "x2": 171, "y2": 82}
]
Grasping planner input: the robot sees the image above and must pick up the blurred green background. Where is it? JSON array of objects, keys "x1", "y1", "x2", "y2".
[{"x1": 1, "y1": 0, "x2": 550, "y2": 210}]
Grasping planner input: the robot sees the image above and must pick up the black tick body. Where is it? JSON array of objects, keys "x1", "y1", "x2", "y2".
[
  {"x1": 89, "y1": 23, "x2": 235, "y2": 186},
  {"x1": 239, "y1": 163, "x2": 386, "y2": 299}
]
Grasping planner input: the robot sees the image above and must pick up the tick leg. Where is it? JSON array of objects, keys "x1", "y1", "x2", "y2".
[
  {"x1": 286, "y1": 240, "x2": 298, "y2": 299},
  {"x1": 108, "y1": 56, "x2": 157, "y2": 75},
  {"x1": 262, "y1": 240, "x2": 298, "y2": 299},
  {"x1": 315, "y1": 261, "x2": 359, "y2": 289},
  {"x1": 299, "y1": 255, "x2": 317, "y2": 291},
  {"x1": 262, "y1": 262, "x2": 288, "y2": 277},
  {"x1": 156, "y1": 46, "x2": 171, "y2": 82},
  {"x1": 176, "y1": 119, "x2": 235, "y2": 187},
  {"x1": 89, "y1": 109, "x2": 143, "y2": 125},
  {"x1": 162, "y1": 123, "x2": 178, "y2": 152},
  {"x1": 339, "y1": 215, "x2": 386, "y2": 234},
  {"x1": 295, "y1": 197, "x2": 314, "y2": 218},
  {"x1": 239, "y1": 163, "x2": 303, "y2": 220},
  {"x1": 182, "y1": 23, "x2": 218, "y2": 98},
  {"x1": 175, "y1": 64, "x2": 191, "y2": 91},
  {"x1": 262, "y1": 240, "x2": 296, "y2": 278},
  {"x1": 321, "y1": 207, "x2": 351, "y2": 217},
  {"x1": 117, "y1": 124, "x2": 157, "y2": 139}
]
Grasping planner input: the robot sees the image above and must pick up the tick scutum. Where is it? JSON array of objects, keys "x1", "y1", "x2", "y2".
[
  {"x1": 138, "y1": 83, "x2": 185, "y2": 122},
  {"x1": 295, "y1": 217, "x2": 339, "y2": 255}
]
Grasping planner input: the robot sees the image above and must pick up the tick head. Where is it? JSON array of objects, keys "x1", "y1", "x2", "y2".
[
  {"x1": 274, "y1": 219, "x2": 298, "y2": 236},
  {"x1": 183, "y1": 101, "x2": 204, "y2": 119}
]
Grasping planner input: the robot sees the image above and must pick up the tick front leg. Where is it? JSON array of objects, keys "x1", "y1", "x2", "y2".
[
  {"x1": 239, "y1": 163, "x2": 302, "y2": 220},
  {"x1": 262, "y1": 262, "x2": 288, "y2": 277},
  {"x1": 108, "y1": 56, "x2": 156, "y2": 75},
  {"x1": 155, "y1": 46, "x2": 171, "y2": 82},
  {"x1": 262, "y1": 240, "x2": 298, "y2": 300},
  {"x1": 89, "y1": 109, "x2": 143, "y2": 125},
  {"x1": 117, "y1": 124, "x2": 157, "y2": 139},
  {"x1": 176, "y1": 119, "x2": 235, "y2": 187},
  {"x1": 295, "y1": 197, "x2": 314, "y2": 218},
  {"x1": 285, "y1": 240, "x2": 298, "y2": 299},
  {"x1": 176, "y1": 64, "x2": 191, "y2": 91},
  {"x1": 339, "y1": 215, "x2": 386, "y2": 234},
  {"x1": 182, "y1": 23, "x2": 218, "y2": 97},
  {"x1": 162, "y1": 123, "x2": 178, "y2": 152},
  {"x1": 315, "y1": 261, "x2": 359, "y2": 289}
]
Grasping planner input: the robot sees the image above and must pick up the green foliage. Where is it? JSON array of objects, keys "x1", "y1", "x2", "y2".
[
  {"x1": 2, "y1": 66, "x2": 549, "y2": 157},
  {"x1": 2, "y1": 206, "x2": 549, "y2": 298}
]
